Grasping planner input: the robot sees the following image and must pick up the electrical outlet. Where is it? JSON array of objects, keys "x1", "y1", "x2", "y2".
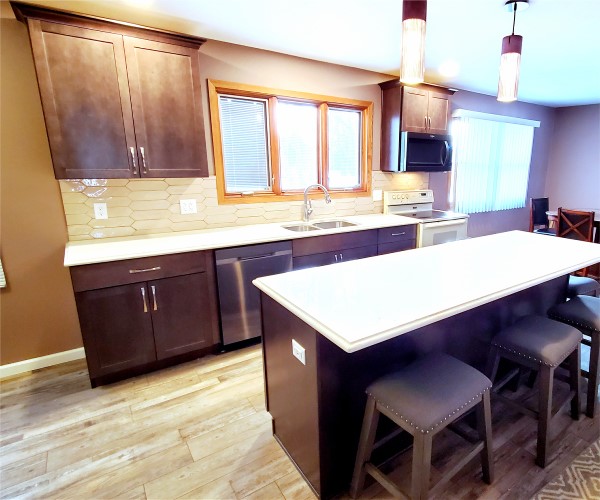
[
  {"x1": 180, "y1": 199, "x2": 197, "y2": 214},
  {"x1": 292, "y1": 339, "x2": 306, "y2": 365},
  {"x1": 372, "y1": 189, "x2": 383, "y2": 202},
  {"x1": 93, "y1": 203, "x2": 108, "y2": 220}
]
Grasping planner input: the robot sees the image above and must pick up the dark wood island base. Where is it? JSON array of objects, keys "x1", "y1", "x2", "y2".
[{"x1": 260, "y1": 276, "x2": 568, "y2": 499}]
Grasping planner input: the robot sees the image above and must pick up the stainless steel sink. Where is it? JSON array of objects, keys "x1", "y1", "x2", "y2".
[
  {"x1": 282, "y1": 223, "x2": 321, "y2": 232},
  {"x1": 311, "y1": 220, "x2": 358, "y2": 229}
]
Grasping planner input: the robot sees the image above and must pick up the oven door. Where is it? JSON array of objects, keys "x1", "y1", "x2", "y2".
[{"x1": 417, "y1": 218, "x2": 468, "y2": 247}]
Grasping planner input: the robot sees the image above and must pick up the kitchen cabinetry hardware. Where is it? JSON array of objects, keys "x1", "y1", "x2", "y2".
[
  {"x1": 140, "y1": 147, "x2": 148, "y2": 174},
  {"x1": 150, "y1": 285, "x2": 158, "y2": 311},
  {"x1": 391, "y1": 232, "x2": 407, "y2": 237},
  {"x1": 11, "y1": 2, "x2": 209, "y2": 179},
  {"x1": 129, "y1": 266, "x2": 161, "y2": 274},
  {"x1": 141, "y1": 286, "x2": 148, "y2": 313},
  {"x1": 130, "y1": 147, "x2": 138, "y2": 175}
]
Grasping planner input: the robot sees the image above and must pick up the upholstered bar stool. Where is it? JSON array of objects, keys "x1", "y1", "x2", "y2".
[
  {"x1": 350, "y1": 353, "x2": 493, "y2": 500},
  {"x1": 567, "y1": 276, "x2": 600, "y2": 299},
  {"x1": 486, "y1": 316, "x2": 581, "y2": 468},
  {"x1": 548, "y1": 296, "x2": 600, "y2": 417}
]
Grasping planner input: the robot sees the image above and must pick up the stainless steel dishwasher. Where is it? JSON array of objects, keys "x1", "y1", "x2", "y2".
[{"x1": 215, "y1": 241, "x2": 292, "y2": 346}]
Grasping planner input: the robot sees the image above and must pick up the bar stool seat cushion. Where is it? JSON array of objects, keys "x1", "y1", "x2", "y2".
[
  {"x1": 548, "y1": 296, "x2": 600, "y2": 333},
  {"x1": 492, "y1": 316, "x2": 582, "y2": 367},
  {"x1": 567, "y1": 276, "x2": 600, "y2": 299},
  {"x1": 366, "y1": 353, "x2": 491, "y2": 434}
]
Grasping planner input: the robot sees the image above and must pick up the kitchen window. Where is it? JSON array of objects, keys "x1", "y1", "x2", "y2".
[
  {"x1": 208, "y1": 80, "x2": 372, "y2": 204},
  {"x1": 450, "y1": 109, "x2": 540, "y2": 214}
]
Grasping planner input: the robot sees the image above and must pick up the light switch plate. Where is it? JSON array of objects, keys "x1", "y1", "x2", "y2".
[
  {"x1": 93, "y1": 203, "x2": 108, "y2": 220},
  {"x1": 292, "y1": 339, "x2": 306, "y2": 365},
  {"x1": 180, "y1": 199, "x2": 197, "y2": 214},
  {"x1": 372, "y1": 189, "x2": 383, "y2": 202}
]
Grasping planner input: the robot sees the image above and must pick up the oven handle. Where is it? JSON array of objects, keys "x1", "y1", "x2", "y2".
[{"x1": 421, "y1": 218, "x2": 467, "y2": 228}]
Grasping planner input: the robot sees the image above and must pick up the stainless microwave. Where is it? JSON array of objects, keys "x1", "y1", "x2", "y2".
[{"x1": 397, "y1": 132, "x2": 453, "y2": 173}]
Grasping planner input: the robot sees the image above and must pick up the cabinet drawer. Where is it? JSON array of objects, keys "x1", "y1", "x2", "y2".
[
  {"x1": 292, "y1": 230, "x2": 377, "y2": 257},
  {"x1": 377, "y1": 240, "x2": 416, "y2": 255},
  {"x1": 293, "y1": 245, "x2": 377, "y2": 270},
  {"x1": 377, "y1": 225, "x2": 417, "y2": 244},
  {"x1": 71, "y1": 251, "x2": 210, "y2": 292}
]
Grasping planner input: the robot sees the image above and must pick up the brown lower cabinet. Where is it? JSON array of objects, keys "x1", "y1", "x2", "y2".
[{"x1": 71, "y1": 251, "x2": 220, "y2": 386}]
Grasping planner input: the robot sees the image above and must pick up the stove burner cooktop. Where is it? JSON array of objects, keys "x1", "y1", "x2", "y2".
[{"x1": 397, "y1": 210, "x2": 468, "y2": 223}]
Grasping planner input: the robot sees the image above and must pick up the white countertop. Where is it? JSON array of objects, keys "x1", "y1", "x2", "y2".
[
  {"x1": 253, "y1": 231, "x2": 600, "y2": 353},
  {"x1": 64, "y1": 214, "x2": 416, "y2": 266}
]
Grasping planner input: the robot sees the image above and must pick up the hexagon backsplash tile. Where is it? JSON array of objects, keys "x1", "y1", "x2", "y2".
[{"x1": 59, "y1": 173, "x2": 428, "y2": 240}]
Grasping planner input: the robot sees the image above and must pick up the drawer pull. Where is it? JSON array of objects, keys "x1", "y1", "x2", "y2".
[
  {"x1": 141, "y1": 287, "x2": 148, "y2": 313},
  {"x1": 151, "y1": 285, "x2": 158, "y2": 311},
  {"x1": 129, "y1": 266, "x2": 161, "y2": 274},
  {"x1": 391, "y1": 232, "x2": 407, "y2": 237}
]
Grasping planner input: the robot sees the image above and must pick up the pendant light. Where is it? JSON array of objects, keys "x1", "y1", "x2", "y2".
[
  {"x1": 400, "y1": 0, "x2": 427, "y2": 84},
  {"x1": 497, "y1": 0, "x2": 528, "y2": 102}
]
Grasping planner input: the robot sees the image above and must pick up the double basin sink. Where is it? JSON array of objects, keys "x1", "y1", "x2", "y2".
[{"x1": 282, "y1": 220, "x2": 358, "y2": 232}]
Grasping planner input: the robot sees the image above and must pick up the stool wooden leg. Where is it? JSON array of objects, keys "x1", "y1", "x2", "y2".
[
  {"x1": 586, "y1": 334, "x2": 599, "y2": 418},
  {"x1": 350, "y1": 396, "x2": 380, "y2": 498},
  {"x1": 536, "y1": 366, "x2": 553, "y2": 468},
  {"x1": 569, "y1": 345, "x2": 581, "y2": 420},
  {"x1": 411, "y1": 432, "x2": 433, "y2": 500},
  {"x1": 476, "y1": 390, "x2": 494, "y2": 484}
]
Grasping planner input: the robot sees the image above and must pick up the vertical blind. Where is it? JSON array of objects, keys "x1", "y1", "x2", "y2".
[
  {"x1": 219, "y1": 96, "x2": 270, "y2": 192},
  {"x1": 452, "y1": 113, "x2": 537, "y2": 214},
  {"x1": 328, "y1": 108, "x2": 361, "y2": 189}
]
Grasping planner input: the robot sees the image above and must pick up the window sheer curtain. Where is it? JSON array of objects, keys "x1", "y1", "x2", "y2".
[{"x1": 451, "y1": 112, "x2": 538, "y2": 214}]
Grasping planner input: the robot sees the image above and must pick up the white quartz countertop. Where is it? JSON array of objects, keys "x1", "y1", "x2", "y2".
[
  {"x1": 64, "y1": 214, "x2": 416, "y2": 266},
  {"x1": 253, "y1": 231, "x2": 600, "y2": 353}
]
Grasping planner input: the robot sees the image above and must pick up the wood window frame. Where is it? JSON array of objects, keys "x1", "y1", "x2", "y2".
[{"x1": 208, "y1": 80, "x2": 373, "y2": 205}]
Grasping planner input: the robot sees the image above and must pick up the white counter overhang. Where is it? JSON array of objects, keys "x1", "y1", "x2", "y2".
[
  {"x1": 253, "y1": 231, "x2": 600, "y2": 353},
  {"x1": 64, "y1": 214, "x2": 416, "y2": 267}
]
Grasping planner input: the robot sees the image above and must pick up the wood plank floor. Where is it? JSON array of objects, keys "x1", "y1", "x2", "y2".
[{"x1": 1, "y1": 345, "x2": 598, "y2": 499}]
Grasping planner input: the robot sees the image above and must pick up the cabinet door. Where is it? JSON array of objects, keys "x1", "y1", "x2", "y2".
[
  {"x1": 75, "y1": 283, "x2": 156, "y2": 379},
  {"x1": 427, "y1": 91, "x2": 450, "y2": 134},
  {"x1": 124, "y1": 37, "x2": 208, "y2": 178},
  {"x1": 401, "y1": 87, "x2": 428, "y2": 132},
  {"x1": 149, "y1": 273, "x2": 214, "y2": 360},
  {"x1": 27, "y1": 20, "x2": 137, "y2": 179}
]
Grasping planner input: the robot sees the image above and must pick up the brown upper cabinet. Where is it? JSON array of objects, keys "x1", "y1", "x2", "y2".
[
  {"x1": 11, "y1": 2, "x2": 209, "y2": 179},
  {"x1": 379, "y1": 79, "x2": 455, "y2": 172}
]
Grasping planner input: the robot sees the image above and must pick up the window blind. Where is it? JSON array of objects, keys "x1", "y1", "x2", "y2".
[
  {"x1": 328, "y1": 108, "x2": 361, "y2": 189},
  {"x1": 277, "y1": 101, "x2": 318, "y2": 191},
  {"x1": 452, "y1": 116, "x2": 535, "y2": 214},
  {"x1": 219, "y1": 96, "x2": 270, "y2": 193}
]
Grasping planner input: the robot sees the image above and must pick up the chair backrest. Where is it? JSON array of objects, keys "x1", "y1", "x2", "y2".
[
  {"x1": 557, "y1": 208, "x2": 595, "y2": 242},
  {"x1": 529, "y1": 197, "x2": 550, "y2": 231}
]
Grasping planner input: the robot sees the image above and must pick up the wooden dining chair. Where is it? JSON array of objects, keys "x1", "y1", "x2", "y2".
[
  {"x1": 529, "y1": 198, "x2": 556, "y2": 235},
  {"x1": 557, "y1": 208, "x2": 595, "y2": 277}
]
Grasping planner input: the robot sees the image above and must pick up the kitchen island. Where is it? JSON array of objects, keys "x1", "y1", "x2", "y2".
[{"x1": 253, "y1": 231, "x2": 600, "y2": 499}]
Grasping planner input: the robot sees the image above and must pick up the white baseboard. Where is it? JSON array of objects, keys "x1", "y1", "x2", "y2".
[{"x1": 0, "y1": 348, "x2": 86, "y2": 380}]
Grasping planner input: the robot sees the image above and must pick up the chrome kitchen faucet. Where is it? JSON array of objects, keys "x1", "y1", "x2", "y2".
[{"x1": 303, "y1": 184, "x2": 331, "y2": 222}]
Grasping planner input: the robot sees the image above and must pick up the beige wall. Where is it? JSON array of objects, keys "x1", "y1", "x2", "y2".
[{"x1": 1, "y1": 19, "x2": 82, "y2": 365}]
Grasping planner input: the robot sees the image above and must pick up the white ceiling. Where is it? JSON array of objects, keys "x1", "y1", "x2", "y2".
[{"x1": 5, "y1": 0, "x2": 600, "y2": 107}]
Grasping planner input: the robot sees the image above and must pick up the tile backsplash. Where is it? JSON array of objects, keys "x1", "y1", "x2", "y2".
[{"x1": 60, "y1": 172, "x2": 428, "y2": 240}]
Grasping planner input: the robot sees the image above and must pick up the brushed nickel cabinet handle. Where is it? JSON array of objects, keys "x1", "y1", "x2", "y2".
[
  {"x1": 141, "y1": 287, "x2": 148, "y2": 313},
  {"x1": 334, "y1": 254, "x2": 338, "y2": 263},
  {"x1": 391, "y1": 232, "x2": 407, "y2": 236},
  {"x1": 424, "y1": 116, "x2": 428, "y2": 129},
  {"x1": 130, "y1": 147, "x2": 138, "y2": 175},
  {"x1": 140, "y1": 147, "x2": 148, "y2": 174},
  {"x1": 340, "y1": 253, "x2": 344, "y2": 261},
  {"x1": 129, "y1": 266, "x2": 161, "y2": 274},
  {"x1": 151, "y1": 285, "x2": 158, "y2": 311}
]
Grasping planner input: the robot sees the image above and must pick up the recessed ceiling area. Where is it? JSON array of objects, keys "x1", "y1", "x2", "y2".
[{"x1": 4, "y1": 0, "x2": 600, "y2": 107}]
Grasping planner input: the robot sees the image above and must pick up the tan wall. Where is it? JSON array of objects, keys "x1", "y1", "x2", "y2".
[
  {"x1": 0, "y1": 19, "x2": 82, "y2": 365},
  {"x1": 0, "y1": 20, "x2": 409, "y2": 365}
]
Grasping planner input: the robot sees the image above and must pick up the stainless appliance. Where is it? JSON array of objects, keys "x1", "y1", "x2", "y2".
[
  {"x1": 383, "y1": 189, "x2": 468, "y2": 247},
  {"x1": 395, "y1": 132, "x2": 453, "y2": 173},
  {"x1": 215, "y1": 241, "x2": 292, "y2": 346}
]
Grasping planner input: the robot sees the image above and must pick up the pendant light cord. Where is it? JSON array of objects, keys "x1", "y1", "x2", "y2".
[{"x1": 512, "y1": 2, "x2": 517, "y2": 36}]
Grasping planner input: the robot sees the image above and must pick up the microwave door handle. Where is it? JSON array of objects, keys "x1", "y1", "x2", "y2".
[{"x1": 442, "y1": 141, "x2": 450, "y2": 165}]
